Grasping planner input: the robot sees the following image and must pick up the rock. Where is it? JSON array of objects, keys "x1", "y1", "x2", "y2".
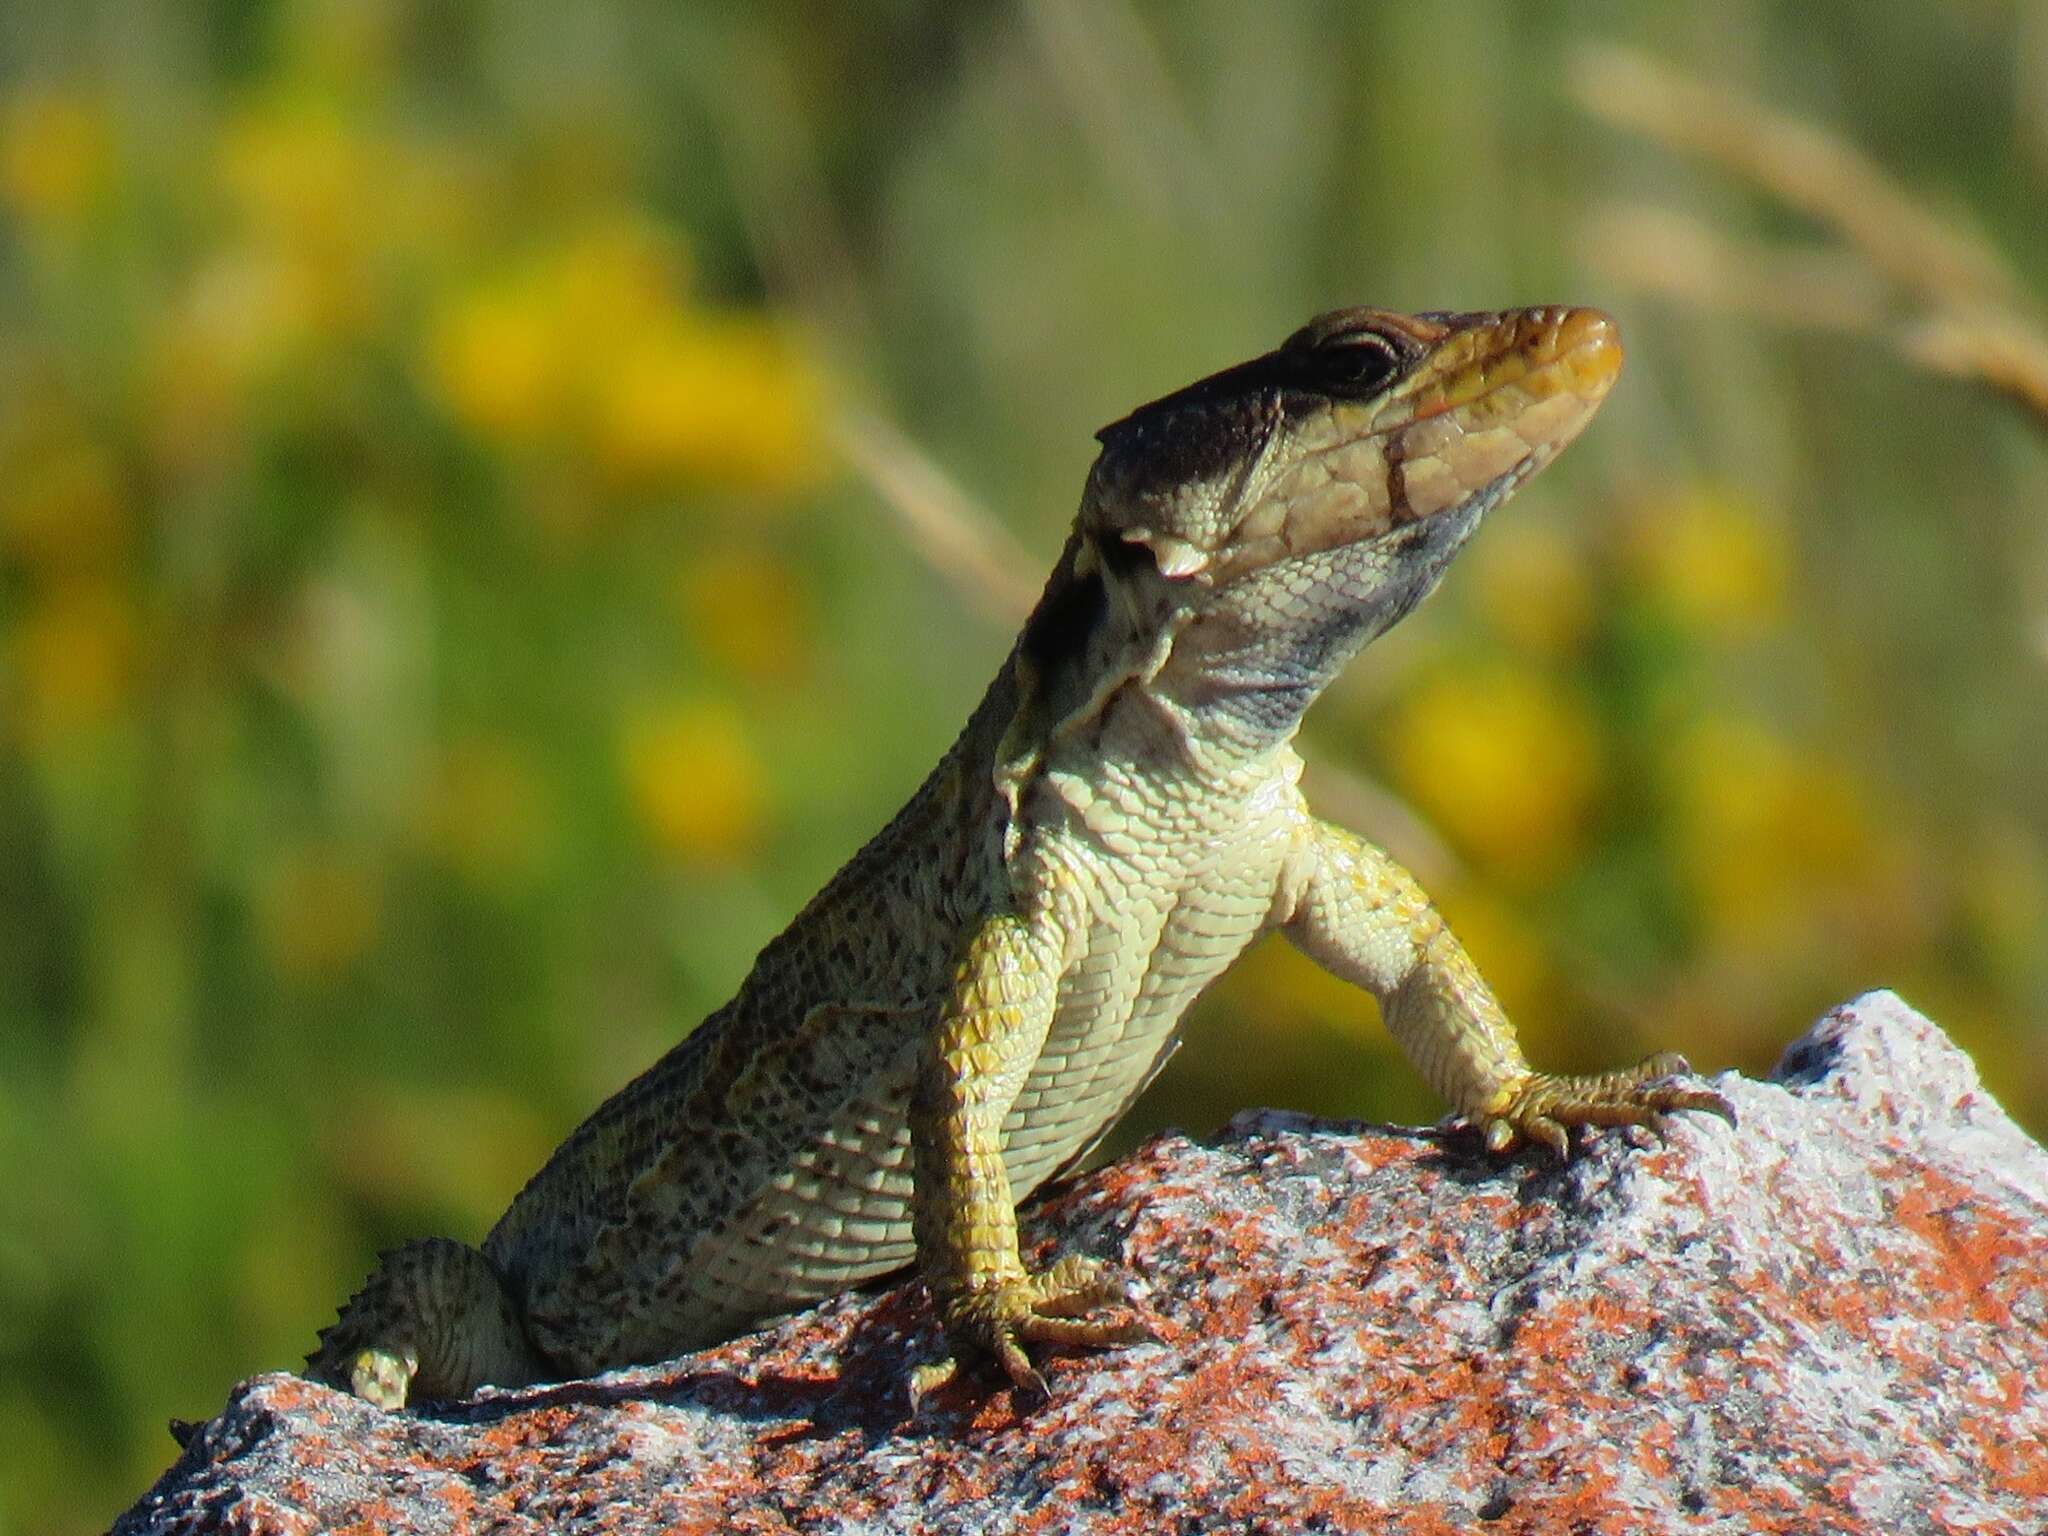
[{"x1": 113, "y1": 991, "x2": 2048, "y2": 1534}]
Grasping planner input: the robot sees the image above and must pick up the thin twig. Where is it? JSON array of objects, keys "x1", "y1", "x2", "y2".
[
  {"x1": 1021, "y1": 0, "x2": 1237, "y2": 254},
  {"x1": 828, "y1": 405, "x2": 1042, "y2": 623}
]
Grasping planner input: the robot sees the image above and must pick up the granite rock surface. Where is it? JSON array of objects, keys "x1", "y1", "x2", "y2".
[{"x1": 114, "y1": 991, "x2": 2048, "y2": 1535}]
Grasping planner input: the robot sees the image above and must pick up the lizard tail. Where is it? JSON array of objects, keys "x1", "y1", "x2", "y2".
[{"x1": 307, "y1": 1236, "x2": 549, "y2": 1407}]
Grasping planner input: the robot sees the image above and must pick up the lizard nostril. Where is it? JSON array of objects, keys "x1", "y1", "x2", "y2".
[
  {"x1": 1542, "y1": 307, "x2": 1623, "y2": 392},
  {"x1": 1555, "y1": 306, "x2": 1618, "y2": 352}
]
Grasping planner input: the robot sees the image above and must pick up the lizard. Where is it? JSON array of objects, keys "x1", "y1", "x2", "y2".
[{"x1": 307, "y1": 303, "x2": 1734, "y2": 1409}]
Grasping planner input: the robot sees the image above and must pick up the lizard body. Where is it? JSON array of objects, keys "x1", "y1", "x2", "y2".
[{"x1": 310, "y1": 304, "x2": 1732, "y2": 1406}]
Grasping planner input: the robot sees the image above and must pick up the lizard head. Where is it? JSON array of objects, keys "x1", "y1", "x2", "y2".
[{"x1": 1069, "y1": 304, "x2": 1621, "y2": 744}]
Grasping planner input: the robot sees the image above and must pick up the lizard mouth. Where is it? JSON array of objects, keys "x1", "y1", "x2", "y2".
[
  {"x1": 1372, "y1": 305, "x2": 1619, "y2": 533},
  {"x1": 1387, "y1": 305, "x2": 1621, "y2": 436},
  {"x1": 1207, "y1": 306, "x2": 1622, "y2": 580}
]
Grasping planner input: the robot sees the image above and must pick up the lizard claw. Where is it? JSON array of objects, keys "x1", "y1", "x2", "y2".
[
  {"x1": 907, "y1": 1353, "x2": 961, "y2": 1412},
  {"x1": 1478, "y1": 1053, "x2": 1736, "y2": 1157},
  {"x1": 915, "y1": 1255, "x2": 1152, "y2": 1404}
]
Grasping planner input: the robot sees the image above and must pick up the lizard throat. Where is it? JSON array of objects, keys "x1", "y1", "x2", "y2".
[{"x1": 1171, "y1": 474, "x2": 1503, "y2": 745}]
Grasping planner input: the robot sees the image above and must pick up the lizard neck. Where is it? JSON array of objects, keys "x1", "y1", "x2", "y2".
[{"x1": 977, "y1": 527, "x2": 1326, "y2": 858}]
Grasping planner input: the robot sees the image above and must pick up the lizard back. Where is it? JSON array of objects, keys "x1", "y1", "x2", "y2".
[
  {"x1": 481, "y1": 653, "x2": 1021, "y2": 1371},
  {"x1": 480, "y1": 612, "x2": 1309, "y2": 1374}
]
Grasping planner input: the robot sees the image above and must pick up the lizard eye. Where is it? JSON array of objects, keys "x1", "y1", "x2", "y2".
[{"x1": 1315, "y1": 332, "x2": 1403, "y2": 395}]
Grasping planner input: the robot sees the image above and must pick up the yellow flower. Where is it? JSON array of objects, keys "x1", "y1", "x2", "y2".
[
  {"x1": 258, "y1": 847, "x2": 382, "y2": 982},
  {"x1": 425, "y1": 275, "x2": 566, "y2": 441},
  {"x1": 1660, "y1": 715, "x2": 1910, "y2": 957},
  {"x1": 137, "y1": 311, "x2": 244, "y2": 483},
  {"x1": 620, "y1": 699, "x2": 767, "y2": 863},
  {"x1": 421, "y1": 217, "x2": 822, "y2": 497},
  {"x1": 546, "y1": 217, "x2": 683, "y2": 346},
  {"x1": 1214, "y1": 936, "x2": 1375, "y2": 1046},
  {"x1": 1662, "y1": 720, "x2": 1807, "y2": 950},
  {"x1": 413, "y1": 738, "x2": 552, "y2": 888},
  {"x1": 1467, "y1": 521, "x2": 1595, "y2": 659},
  {"x1": 0, "y1": 412, "x2": 127, "y2": 574},
  {"x1": 592, "y1": 314, "x2": 821, "y2": 494},
  {"x1": 1622, "y1": 488, "x2": 1789, "y2": 638},
  {"x1": 1205, "y1": 884, "x2": 1551, "y2": 1068},
  {"x1": 10, "y1": 582, "x2": 139, "y2": 741},
  {"x1": 1384, "y1": 663, "x2": 1604, "y2": 884},
  {"x1": 421, "y1": 218, "x2": 673, "y2": 444},
  {"x1": 218, "y1": 103, "x2": 370, "y2": 257},
  {"x1": 0, "y1": 89, "x2": 114, "y2": 230},
  {"x1": 676, "y1": 546, "x2": 813, "y2": 684},
  {"x1": 214, "y1": 104, "x2": 383, "y2": 343},
  {"x1": 1430, "y1": 882, "x2": 1555, "y2": 1029}
]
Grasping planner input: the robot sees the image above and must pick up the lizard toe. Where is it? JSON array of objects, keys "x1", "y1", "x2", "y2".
[
  {"x1": 1023, "y1": 1254, "x2": 1124, "y2": 1316},
  {"x1": 907, "y1": 1353, "x2": 961, "y2": 1412},
  {"x1": 922, "y1": 1256, "x2": 1149, "y2": 1400},
  {"x1": 1484, "y1": 1056, "x2": 1736, "y2": 1155}
]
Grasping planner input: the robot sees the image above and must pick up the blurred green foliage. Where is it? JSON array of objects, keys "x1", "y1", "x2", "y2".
[{"x1": 2, "y1": 3, "x2": 2045, "y2": 1530}]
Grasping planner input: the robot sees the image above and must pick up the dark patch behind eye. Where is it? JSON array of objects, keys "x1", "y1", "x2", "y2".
[
  {"x1": 1019, "y1": 556, "x2": 1107, "y2": 674},
  {"x1": 1096, "y1": 323, "x2": 1413, "y2": 447}
]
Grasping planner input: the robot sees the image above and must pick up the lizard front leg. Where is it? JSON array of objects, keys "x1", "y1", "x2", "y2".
[
  {"x1": 908, "y1": 910, "x2": 1148, "y2": 1399},
  {"x1": 1280, "y1": 818, "x2": 1734, "y2": 1153}
]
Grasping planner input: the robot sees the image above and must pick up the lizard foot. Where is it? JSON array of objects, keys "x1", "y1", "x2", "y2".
[
  {"x1": 1477, "y1": 1052, "x2": 1737, "y2": 1157},
  {"x1": 912, "y1": 1255, "x2": 1153, "y2": 1404}
]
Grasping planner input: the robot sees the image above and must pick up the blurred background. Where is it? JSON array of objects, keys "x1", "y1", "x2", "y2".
[{"x1": 3, "y1": 2, "x2": 2045, "y2": 1529}]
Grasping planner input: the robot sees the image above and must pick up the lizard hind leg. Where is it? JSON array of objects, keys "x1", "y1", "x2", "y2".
[{"x1": 307, "y1": 1237, "x2": 547, "y2": 1409}]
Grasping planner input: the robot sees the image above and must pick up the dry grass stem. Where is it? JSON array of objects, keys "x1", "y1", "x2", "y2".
[
  {"x1": 1022, "y1": 0, "x2": 1234, "y2": 250},
  {"x1": 1570, "y1": 43, "x2": 2048, "y2": 435},
  {"x1": 1295, "y1": 752, "x2": 1457, "y2": 887},
  {"x1": 1570, "y1": 44, "x2": 2020, "y2": 310},
  {"x1": 1902, "y1": 313, "x2": 2048, "y2": 428},
  {"x1": 1580, "y1": 206, "x2": 1887, "y2": 334}
]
